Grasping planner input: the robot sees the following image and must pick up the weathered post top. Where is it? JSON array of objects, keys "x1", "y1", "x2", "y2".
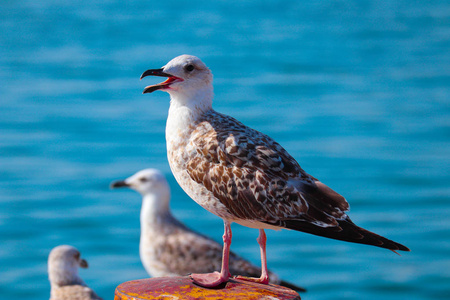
[{"x1": 115, "y1": 276, "x2": 301, "y2": 300}]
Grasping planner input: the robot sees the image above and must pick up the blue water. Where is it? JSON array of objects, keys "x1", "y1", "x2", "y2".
[{"x1": 1, "y1": 0, "x2": 449, "y2": 299}]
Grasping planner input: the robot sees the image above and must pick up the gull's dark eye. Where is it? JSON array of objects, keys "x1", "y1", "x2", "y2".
[
  {"x1": 140, "y1": 177, "x2": 148, "y2": 182},
  {"x1": 184, "y1": 64, "x2": 195, "y2": 72}
]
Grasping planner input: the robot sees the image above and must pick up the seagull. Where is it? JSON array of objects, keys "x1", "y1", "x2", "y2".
[
  {"x1": 48, "y1": 245, "x2": 102, "y2": 300},
  {"x1": 140, "y1": 54, "x2": 410, "y2": 287},
  {"x1": 110, "y1": 168, "x2": 306, "y2": 292}
]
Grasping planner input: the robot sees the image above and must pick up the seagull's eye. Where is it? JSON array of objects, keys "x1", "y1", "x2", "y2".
[
  {"x1": 74, "y1": 252, "x2": 80, "y2": 259},
  {"x1": 140, "y1": 177, "x2": 148, "y2": 182},
  {"x1": 184, "y1": 64, "x2": 195, "y2": 72}
]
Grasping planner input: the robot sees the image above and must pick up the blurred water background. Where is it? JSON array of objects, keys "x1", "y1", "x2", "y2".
[{"x1": 1, "y1": 0, "x2": 449, "y2": 299}]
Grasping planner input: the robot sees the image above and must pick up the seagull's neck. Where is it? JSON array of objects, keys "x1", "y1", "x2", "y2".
[
  {"x1": 140, "y1": 192, "x2": 172, "y2": 234},
  {"x1": 49, "y1": 266, "x2": 84, "y2": 288},
  {"x1": 166, "y1": 86, "x2": 213, "y2": 137},
  {"x1": 170, "y1": 85, "x2": 213, "y2": 113}
]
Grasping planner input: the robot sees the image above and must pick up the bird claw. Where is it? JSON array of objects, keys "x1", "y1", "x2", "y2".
[
  {"x1": 190, "y1": 272, "x2": 230, "y2": 287},
  {"x1": 234, "y1": 275, "x2": 270, "y2": 285}
]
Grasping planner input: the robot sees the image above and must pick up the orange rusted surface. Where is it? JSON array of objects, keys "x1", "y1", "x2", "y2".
[{"x1": 115, "y1": 276, "x2": 301, "y2": 300}]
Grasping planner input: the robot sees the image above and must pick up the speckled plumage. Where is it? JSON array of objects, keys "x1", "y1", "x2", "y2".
[
  {"x1": 111, "y1": 169, "x2": 305, "y2": 291},
  {"x1": 182, "y1": 110, "x2": 348, "y2": 227}
]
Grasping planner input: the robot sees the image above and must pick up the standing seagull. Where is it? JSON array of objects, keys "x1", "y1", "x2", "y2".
[
  {"x1": 140, "y1": 55, "x2": 410, "y2": 287},
  {"x1": 48, "y1": 245, "x2": 102, "y2": 300},
  {"x1": 110, "y1": 168, "x2": 305, "y2": 292}
]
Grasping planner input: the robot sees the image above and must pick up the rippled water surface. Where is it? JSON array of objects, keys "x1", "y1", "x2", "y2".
[{"x1": 1, "y1": 1, "x2": 449, "y2": 299}]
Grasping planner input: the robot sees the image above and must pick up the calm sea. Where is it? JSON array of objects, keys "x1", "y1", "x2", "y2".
[{"x1": 0, "y1": 1, "x2": 449, "y2": 299}]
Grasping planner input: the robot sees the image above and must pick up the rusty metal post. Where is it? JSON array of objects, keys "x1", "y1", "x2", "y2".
[{"x1": 115, "y1": 276, "x2": 301, "y2": 300}]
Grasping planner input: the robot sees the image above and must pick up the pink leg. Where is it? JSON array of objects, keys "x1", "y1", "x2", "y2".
[
  {"x1": 257, "y1": 229, "x2": 270, "y2": 284},
  {"x1": 236, "y1": 229, "x2": 270, "y2": 284},
  {"x1": 190, "y1": 220, "x2": 232, "y2": 287}
]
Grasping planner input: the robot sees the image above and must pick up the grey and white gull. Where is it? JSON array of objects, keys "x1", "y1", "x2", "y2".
[
  {"x1": 48, "y1": 245, "x2": 102, "y2": 300},
  {"x1": 140, "y1": 54, "x2": 410, "y2": 287},
  {"x1": 110, "y1": 168, "x2": 306, "y2": 292}
]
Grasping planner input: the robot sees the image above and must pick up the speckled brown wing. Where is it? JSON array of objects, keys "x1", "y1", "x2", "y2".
[
  {"x1": 152, "y1": 222, "x2": 262, "y2": 276},
  {"x1": 153, "y1": 226, "x2": 223, "y2": 276},
  {"x1": 186, "y1": 110, "x2": 349, "y2": 228}
]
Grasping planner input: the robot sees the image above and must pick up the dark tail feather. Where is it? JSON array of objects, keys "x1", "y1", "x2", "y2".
[
  {"x1": 280, "y1": 218, "x2": 410, "y2": 252},
  {"x1": 279, "y1": 279, "x2": 307, "y2": 292}
]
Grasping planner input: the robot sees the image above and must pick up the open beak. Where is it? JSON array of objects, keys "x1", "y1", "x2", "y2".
[
  {"x1": 79, "y1": 258, "x2": 88, "y2": 269},
  {"x1": 110, "y1": 180, "x2": 129, "y2": 189},
  {"x1": 140, "y1": 68, "x2": 183, "y2": 94}
]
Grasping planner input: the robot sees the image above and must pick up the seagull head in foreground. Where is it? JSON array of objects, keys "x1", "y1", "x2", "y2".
[
  {"x1": 48, "y1": 245, "x2": 102, "y2": 300},
  {"x1": 141, "y1": 55, "x2": 213, "y2": 110},
  {"x1": 140, "y1": 55, "x2": 410, "y2": 288}
]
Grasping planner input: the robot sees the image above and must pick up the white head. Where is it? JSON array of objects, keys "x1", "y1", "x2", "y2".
[
  {"x1": 111, "y1": 169, "x2": 171, "y2": 213},
  {"x1": 111, "y1": 168, "x2": 169, "y2": 196},
  {"x1": 140, "y1": 55, "x2": 213, "y2": 109},
  {"x1": 48, "y1": 245, "x2": 88, "y2": 287}
]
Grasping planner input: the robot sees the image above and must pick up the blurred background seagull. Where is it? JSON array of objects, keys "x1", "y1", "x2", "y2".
[
  {"x1": 140, "y1": 55, "x2": 410, "y2": 287},
  {"x1": 110, "y1": 168, "x2": 306, "y2": 292},
  {"x1": 48, "y1": 245, "x2": 102, "y2": 300}
]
